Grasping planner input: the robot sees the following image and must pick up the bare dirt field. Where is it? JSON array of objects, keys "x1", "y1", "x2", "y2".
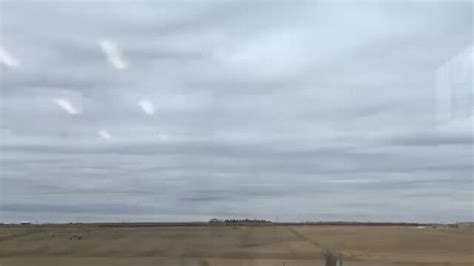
[{"x1": 0, "y1": 224, "x2": 472, "y2": 265}]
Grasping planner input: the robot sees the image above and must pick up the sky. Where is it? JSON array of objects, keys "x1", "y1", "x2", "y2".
[{"x1": 0, "y1": 0, "x2": 472, "y2": 223}]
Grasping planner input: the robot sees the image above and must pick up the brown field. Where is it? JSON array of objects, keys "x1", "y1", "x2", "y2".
[{"x1": 0, "y1": 224, "x2": 472, "y2": 266}]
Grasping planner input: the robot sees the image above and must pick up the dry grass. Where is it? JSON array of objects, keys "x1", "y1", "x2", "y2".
[{"x1": 0, "y1": 225, "x2": 472, "y2": 265}]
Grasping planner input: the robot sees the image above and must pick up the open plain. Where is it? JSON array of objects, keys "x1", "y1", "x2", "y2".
[{"x1": 0, "y1": 224, "x2": 472, "y2": 266}]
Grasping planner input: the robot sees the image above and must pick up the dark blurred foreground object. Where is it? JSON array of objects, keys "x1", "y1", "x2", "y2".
[{"x1": 323, "y1": 250, "x2": 343, "y2": 266}]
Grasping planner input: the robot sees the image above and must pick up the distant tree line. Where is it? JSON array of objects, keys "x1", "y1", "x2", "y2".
[
  {"x1": 209, "y1": 218, "x2": 272, "y2": 224},
  {"x1": 207, "y1": 219, "x2": 437, "y2": 227}
]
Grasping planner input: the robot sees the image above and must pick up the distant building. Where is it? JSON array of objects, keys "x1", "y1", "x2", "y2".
[
  {"x1": 457, "y1": 222, "x2": 474, "y2": 228},
  {"x1": 209, "y1": 218, "x2": 222, "y2": 223}
]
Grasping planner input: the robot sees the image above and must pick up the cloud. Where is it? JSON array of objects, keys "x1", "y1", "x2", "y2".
[
  {"x1": 97, "y1": 129, "x2": 112, "y2": 141},
  {"x1": 386, "y1": 129, "x2": 473, "y2": 146},
  {"x1": 436, "y1": 46, "x2": 473, "y2": 123},
  {"x1": 157, "y1": 133, "x2": 169, "y2": 141},
  {"x1": 138, "y1": 99, "x2": 155, "y2": 115},
  {"x1": 0, "y1": 1, "x2": 472, "y2": 223},
  {"x1": 99, "y1": 39, "x2": 128, "y2": 70},
  {"x1": 0, "y1": 46, "x2": 20, "y2": 68},
  {"x1": 53, "y1": 98, "x2": 80, "y2": 115}
]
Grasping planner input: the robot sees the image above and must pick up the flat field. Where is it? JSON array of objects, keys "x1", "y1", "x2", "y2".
[{"x1": 0, "y1": 224, "x2": 472, "y2": 265}]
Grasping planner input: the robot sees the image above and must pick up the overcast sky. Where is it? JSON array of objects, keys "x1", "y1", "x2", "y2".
[{"x1": 0, "y1": 0, "x2": 472, "y2": 223}]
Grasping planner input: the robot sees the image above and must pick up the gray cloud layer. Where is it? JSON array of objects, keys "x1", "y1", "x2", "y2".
[{"x1": 0, "y1": 0, "x2": 472, "y2": 223}]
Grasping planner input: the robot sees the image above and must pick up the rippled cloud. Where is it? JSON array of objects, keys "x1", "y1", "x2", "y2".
[{"x1": 0, "y1": 0, "x2": 472, "y2": 223}]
